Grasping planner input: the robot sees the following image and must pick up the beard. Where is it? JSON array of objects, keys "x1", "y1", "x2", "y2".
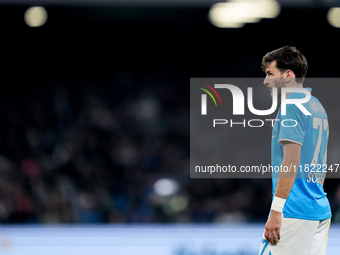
[{"x1": 270, "y1": 77, "x2": 286, "y2": 98}]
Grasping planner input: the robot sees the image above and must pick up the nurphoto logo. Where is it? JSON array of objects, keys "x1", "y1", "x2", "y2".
[
  {"x1": 190, "y1": 78, "x2": 339, "y2": 179},
  {"x1": 198, "y1": 82, "x2": 223, "y2": 115},
  {"x1": 199, "y1": 83, "x2": 311, "y2": 116}
]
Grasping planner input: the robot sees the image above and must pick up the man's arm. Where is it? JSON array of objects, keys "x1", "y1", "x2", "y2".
[
  {"x1": 322, "y1": 172, "x2": 326, "y2": 187},
  {"x1": 264, "y1": 142, "x2": 301, "y2": 245}
]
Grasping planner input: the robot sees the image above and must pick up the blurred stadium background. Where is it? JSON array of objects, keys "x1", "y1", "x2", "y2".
[{"x1": 0, "y1": 0, "x2": 340, "y2": 254}]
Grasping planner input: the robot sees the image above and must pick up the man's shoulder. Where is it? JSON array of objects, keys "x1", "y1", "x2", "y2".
[
  {"x1": 286, "y1": 87, "x2": 311, "y2": 99},
  {"x1": 308, "y1": 97, "x2": 327, "y2": 115}
]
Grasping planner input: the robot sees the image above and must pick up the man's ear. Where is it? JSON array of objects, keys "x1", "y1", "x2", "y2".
[
  {"x1": 283, "y1": 70, "x2": 295, "y2": 84},
  {"x1": 284, "y1": 70, "x2": 295, "y2": 78}
]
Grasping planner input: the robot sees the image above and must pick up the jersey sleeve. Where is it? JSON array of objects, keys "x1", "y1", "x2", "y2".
[{"x1": 278, "y1": 103, "x2": 306, "y2": 145}]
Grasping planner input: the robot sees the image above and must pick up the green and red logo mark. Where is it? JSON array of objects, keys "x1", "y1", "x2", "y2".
[{"x1": 198, "y1": 83, "x2": 222, "y2": 115}]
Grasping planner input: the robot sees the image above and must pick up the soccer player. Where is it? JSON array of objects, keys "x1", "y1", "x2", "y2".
[{"x1": 258, "y1": 46, "x2": 331, "y2": 255}]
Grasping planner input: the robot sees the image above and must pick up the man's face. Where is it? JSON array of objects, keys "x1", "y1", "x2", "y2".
[{"x1": 263, "y1": 60, "x2": 286, "y2": 97}]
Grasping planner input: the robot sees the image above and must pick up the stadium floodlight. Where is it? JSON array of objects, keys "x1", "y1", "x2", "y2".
[
  {"x1": 209, "y1": 0, "x2": 280, "y2": 28},
  {"x1": 24, "y1": 6, "x2": 48, "y2": 27},
  {"x1": 327, "y1": 7, "x2": 340, "y2": 28}
]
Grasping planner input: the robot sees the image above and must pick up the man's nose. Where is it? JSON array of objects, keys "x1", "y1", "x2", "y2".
[{"x1": 263, "y1": 75, "x2": 270, "y2": 86}]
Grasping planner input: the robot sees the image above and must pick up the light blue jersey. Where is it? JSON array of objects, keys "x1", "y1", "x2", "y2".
[{"x1": 271, "y1": 88, "x2": 331, "y2": 220}]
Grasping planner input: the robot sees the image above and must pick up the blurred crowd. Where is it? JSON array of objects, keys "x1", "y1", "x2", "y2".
[{"x1": 0, "y1": 70, "x2": 339, "y2": 224}]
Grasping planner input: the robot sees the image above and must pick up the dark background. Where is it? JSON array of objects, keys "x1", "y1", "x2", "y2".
[{"x1": 0, "y1": 2, "x2": 339, "y2": 224}]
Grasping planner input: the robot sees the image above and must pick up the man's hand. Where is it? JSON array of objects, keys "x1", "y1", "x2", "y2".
[
  {"x1": 264, "y1": 210, "x2": 282, "y2": 245},
  {"x1": 264, "y1": 142, "x2": 300, "y2": 245}
]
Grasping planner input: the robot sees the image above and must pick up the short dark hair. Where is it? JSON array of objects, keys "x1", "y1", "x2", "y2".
[{"x1": 261, "y1": 46, "x2": 308, "y2": 84}]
